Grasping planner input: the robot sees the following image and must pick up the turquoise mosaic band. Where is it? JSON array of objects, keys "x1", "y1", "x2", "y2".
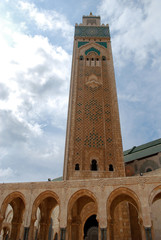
[
  {"x1": 78, "y1": 41, "x2": 107, "y2": 48},
  {"x1": 96, "y1": 42, "x2": 107, "y2": 48},
  {"x1": 75, "y1": 26, "x2": 110, "y2": 38},
  {"x1": 78, "y1": 41, "x2": 89, "y2": 48}
]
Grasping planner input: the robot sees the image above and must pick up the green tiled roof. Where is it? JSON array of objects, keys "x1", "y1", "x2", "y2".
[
  {"x1": 124, "y1": 138, "x2": 161, "y2": 163},
  {"x1": 52, "y1": 176, "x2": 63, "y2": 182}
]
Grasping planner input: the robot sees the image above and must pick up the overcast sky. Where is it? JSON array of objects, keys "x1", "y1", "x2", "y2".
[{"x1": 0, "y1": 0, "x2": 161, "y2": 183}]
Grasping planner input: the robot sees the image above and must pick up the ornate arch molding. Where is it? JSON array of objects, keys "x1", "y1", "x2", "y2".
[
  {"x1": 79, "y1": 42, "x2": 108, "y2": 57},
  {"x1": 85, "y1": 47, "x2": 100, "y2": 56},
  {"x1": 67, "y1": 189, "x2": 98, "y2": 218},
  {"x1": 31, "y1": 190, "x2": 60, "y2": 221},
  {"x1": 107, "y1": 187, "x2": 141, "y2": 219},
  {"x1": 149, "y1": 185, "x2": 161, "y2": 206},
  {"x1": 1, "y1": 191, "x2": 26, "y2": 218},
  {"x1": 80, "y1": 202, "x2": 97, "y2": 224}
]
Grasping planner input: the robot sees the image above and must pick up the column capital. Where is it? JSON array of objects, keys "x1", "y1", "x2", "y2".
[{"x1": 98, "y1": 216, "x2": 107, "y2": 228}]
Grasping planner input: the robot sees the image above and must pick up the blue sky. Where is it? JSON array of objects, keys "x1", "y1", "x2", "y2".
[{"x1": 0, "y1": 0, "x2": 161, "y2": 182}]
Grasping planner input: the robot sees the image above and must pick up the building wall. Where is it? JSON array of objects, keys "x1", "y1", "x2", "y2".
[
  {"x1": 125, "y1": 152, "x2": 161, "y2": 176},
  {"x1": 0, "y1": 175, "x2": 161, "y2": 239},
  {"x1": 151, "y1": 199, "x2": 161, "y2": 240},
  {"x1": 125, "y1": 152, "x2": 161, "y2": 240}
]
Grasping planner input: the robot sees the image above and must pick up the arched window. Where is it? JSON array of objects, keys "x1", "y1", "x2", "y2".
[
  {"x1": 102, "y1": 56, "x2": 106, "y2": 61},
  {"x1": 91, "y1": 160, "x2": 98, "y2": 171},
  {"x1": 109, "y1": 164, "x2": 114, "y2": 171},
  {"x1": 75, "y1": 163, "x2": 80, "y2": 171},
  {"x1": 80, "y1": 55, "x2": 84, "y2": 60}
]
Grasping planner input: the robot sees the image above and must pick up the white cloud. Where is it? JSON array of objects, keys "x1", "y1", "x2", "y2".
[
  {"x1": 0, "y1": 28, "x2": 71, "y2": 114},
  {"x1": 98, "y1": 0, "x2": 161, "y2": 68},
  {"x1": 0, "y1": 8, "x2": 71, "y2": 182},
  {"x1": 18, "y1": 1, "x2": 74, "y2": 40}
]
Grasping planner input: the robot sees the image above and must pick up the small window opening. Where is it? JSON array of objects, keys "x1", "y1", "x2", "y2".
[
  {"x1": 80, "y1": 56, "x2": 83, "y2": 60},
  {"x1": 96, "y1": 58, "x2": 99, "y2": 61},
  {"x1": 91, "y1": 58, "x2": 94, "y2": 61},
  {"x1": 109, "y1": 164, "x2": 114, "y2": 171},
  {"x1": 91, "y1": 159, "x2": 98, "y2": 171},
  {"x1": 146, "y1": 168, "x2": 152, "y2": 172},
  {"x1": 102, "y1": 56, "x2": 106, "y2": 61},
  {"x1": 75, "y1": 163, "x2": 80, "y2": 171},
  {"x1": 87, "y1": 58, "x2": 89, "y2": 61}
]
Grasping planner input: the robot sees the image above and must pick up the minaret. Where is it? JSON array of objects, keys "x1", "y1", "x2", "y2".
[{"x1": 63, "y1": 13, "x2": 125, "y2": 180}]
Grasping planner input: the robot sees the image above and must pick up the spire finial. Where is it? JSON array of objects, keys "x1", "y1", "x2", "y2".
[{"x1": 90, "y1": 12, "x2": 93, "y2": 16}]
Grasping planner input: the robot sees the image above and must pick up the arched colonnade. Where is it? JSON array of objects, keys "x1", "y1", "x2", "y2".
[{"x1": 0, "y1": 178, "x2": 160, "y2": 240}]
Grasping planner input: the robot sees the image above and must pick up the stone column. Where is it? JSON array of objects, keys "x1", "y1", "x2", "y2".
[
  {"x1": 39, "y1": 222, "x2": 50, "y2": 240},
  {"x1": 140, "y1": 195, "x2": 153, "y2": 240},
  {"x1": 144, "y1": 227, "x2": 153, "y2": 240},
  {"x1": 28, "y1": 219, "x2": 35, "y2": 240},
  {"x1": 100, "y1": 228, "x2": 107, "y2": 240},
  {"x1": 10, "y1": 222, "x2": 21, "y2": 240},
  {"x1": 0, "y1": 215, "x2": 4, "y2": 234},
  {"x1": 5, "y1": 233, "x2": 9, "y2": 240},
  {"x1": 35, "y1": 229, "x2": 38, "y2": 240},
  {"x1": 2, "y1": 228, "x2": 7, "y2": 240},
  {"x1": 137, "y1": 217, "x2": 146, "y2": 240},
  {"x1": 60, "y1": 228, "x2": 66, "y2": 240},
  {"x1": 23, "y1": 227, "x2": 29, "y2": 240},
  {"x1": 97, "y1": 189, "x2": 107, "y2": 232},
  {"x1": 59, "y1": 189, "x2": 68, "y2": 239}
]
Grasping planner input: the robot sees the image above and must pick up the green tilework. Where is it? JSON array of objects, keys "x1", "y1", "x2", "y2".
[
  {"x1": 85, "y1": 47, "x2": 100, "y2": 56},
  {"x1": 96, "y1": 42, "x2": 107, "y2": 48},
  {"x1": 75, "y1": 26, "x2": 110, "y2": 38},
  {"x1": 78, "y1": 41, "x2": 89, "y2": 48}
]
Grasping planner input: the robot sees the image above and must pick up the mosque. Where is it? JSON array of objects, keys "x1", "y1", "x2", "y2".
[{"x1": 0, "y1": 13, "x2": 161, "y2": 240}]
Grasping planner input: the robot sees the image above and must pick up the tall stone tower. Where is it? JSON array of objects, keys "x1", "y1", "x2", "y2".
[{"x1": 63, "y1": 13, "x2": 125, "y2": 180}]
